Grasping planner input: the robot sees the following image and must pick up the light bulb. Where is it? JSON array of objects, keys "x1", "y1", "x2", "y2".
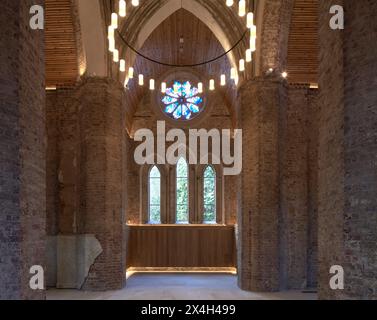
[
  {"x1": 198, "y1": 82, "x2": 203, "y2": 93},
  {"x1": 226, "y1": 0, "x2": 234, "y2": 6},
  {"x1": 128, "y1": 67, "x2": 134, "y2": 78},
  {"x1": 209, "y1": 79, "x2": 215, "y2": 91},
  {"x1": 108, "y1": 26, "x2": 114, "y2": 39},
  {"x1": 221, "y1": 74, "x2": 226, "y2": 86},
  {"x1": 108, "y1": 37, "x2": 115, "y2": 52},
  {"x1": 247, "y1": 12, "x2": 254, "y2": 28},
  {"x1": 239, "y1": 59, "x2": 245, "y2": 72},
  {"x1": 124, "y1": 77, "x2": 129, "y2": 88},
  {"x1": 132, "y1": 0, "x2": 139, "y2": 6},
  {"x1": 230, "y1": 67, "x2": 237, "y2": 79},
  {"x1": 139, "y1": 74, "x2": 144, "y2": 86},
  {"x1": 239, "y1": 0, "x2": 246, "y2": 17},
  {"x1": 282, "y1": 72, "x2": 288, "y2": 79},
  {"x1": 119, "y1": 0, "x2": 126, "y2": 17},
  {"x1": 161, "y1": 82, "x2": 167, "y2": 93},
  {"x1": 246, "y1": 49, "x2": 252, "y2": 62},
  {"x1": 250, "y1": 37, "x2": 256, "y2": 52},
  {"x1": 111, "y1": 13, "x2": 118, "y2": 29},
  {"x1": 250, "y1": 25, "x2": 257, "y2": 38},
  {"x1": 149, "y1": 79, "x2": 155, "y2": 90},
  {"x1": 120, "y1": 59, "x2": 125, "y2": 72},
  {"x1": 113, "y1": 49, "x2": 119, "y2": 62}
]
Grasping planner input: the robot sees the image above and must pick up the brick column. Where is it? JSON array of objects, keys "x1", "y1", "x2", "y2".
[
  {"x1": 237, "y1": 77, "x2": 285, "y2": 291},
  {"x1": 77, "y1": 77, "x2": 126, "y2": 290},
  {"x1": 0, "y1": 1, "x2": 45, "y2": 299},
  {"x1": 318, "y1": 1, "x2": 377, "y2": 299}
]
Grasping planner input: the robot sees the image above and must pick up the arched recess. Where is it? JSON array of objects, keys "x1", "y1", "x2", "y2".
[
  {"x1": 196, "y1": 163, "x2": 224, "y2": 225},
  {"x1": 140, "y1": 163, "x2": 168, "y2": 224}
]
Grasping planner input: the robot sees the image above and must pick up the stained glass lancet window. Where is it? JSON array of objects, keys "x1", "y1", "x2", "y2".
[
  {"x1": 162, "y1": 81, "x2": 203, "y2": 120},
  {"x1": 203, "y1": 166, "x2": 216, "y2": 223},
  {"x1": 176, "y1": 158, "x2": 189, "y2": 223},
  {"x1": 149, "y1": 166, "x2": 161, "y2": 224}
]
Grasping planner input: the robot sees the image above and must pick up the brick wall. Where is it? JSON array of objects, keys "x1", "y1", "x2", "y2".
[
  {"x1": 238, "y1": 77, "x2": 283, "y2": 291},
  {"x1": 279, "y1": 86, "x2": 319, "y2": 289},
  {"x1": 318, "y1": 0, "x2": 345, "y2": 299},
  {"x1": 77, "y1": 77, "x2": 126, "y2": 290},
  {"x1": 47, "y1": 88, "x2": 81, "y2": 236},
  {"x1": 57, "y1": 88, "x2": 81, "y2": 234},
  {"x1": 45, "y1": 78, "x2": 126, "y2": 290},
  {"x1": 279, "y1": 86, "x2": 309, "y2": 289},
  {"x1": 0, "y1": 0, "x2": 46, "y2": 299},
  {"x1": 238, "y1": 79, "x2": 319, "y2": 291},
  {"x1": 259, "y1": 0, "x2": 294, "y2": 73},
  {"x1": 46, "y1": 91, "x2": 59, "y2": 236},
  {"x1": 307, "y1": 89, "x2": 319, "y2": 288},
  {"x1": 318, "y1": 0, "x2": 377, "y2": 299},
  {"x1": 342, "y1": 0, "x2": 377, "y2": 298}
]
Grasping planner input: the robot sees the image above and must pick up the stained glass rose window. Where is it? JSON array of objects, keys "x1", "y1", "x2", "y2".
[{"x1": 162, "y1": 81, "x2": 203, "y2": 120}]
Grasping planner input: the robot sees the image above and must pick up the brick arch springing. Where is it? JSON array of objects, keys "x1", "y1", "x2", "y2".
[{"x1": 256, "y1": 0, "x2": 295, "y2": 75}]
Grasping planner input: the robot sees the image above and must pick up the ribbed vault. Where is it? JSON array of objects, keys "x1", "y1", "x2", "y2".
[
  {"x1": 45, "y1": 0, "x2": 319, "y2": 128},
  {"x1": 102, "y1": 0, "x2": 254, "y2": 128}
]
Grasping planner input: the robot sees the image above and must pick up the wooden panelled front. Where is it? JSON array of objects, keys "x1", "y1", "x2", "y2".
[{"x1": 126, "y1": 225, "x2": 236, "y2": 268}]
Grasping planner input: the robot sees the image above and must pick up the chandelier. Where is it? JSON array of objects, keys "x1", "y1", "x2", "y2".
[{"x1": 107, "y1": 0, "x2": 257, "y2": 92}]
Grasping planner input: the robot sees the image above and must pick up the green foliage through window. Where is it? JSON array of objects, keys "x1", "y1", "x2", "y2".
[
  {"x1": 203, "y1": 166, "x2": 216, "y2": 223},
  {"x1": 176, "y1": 158, "x2": 189, "y2": 223},
  {"x1": 149, "y1": 166, "x2": 161, "y2": 224}
]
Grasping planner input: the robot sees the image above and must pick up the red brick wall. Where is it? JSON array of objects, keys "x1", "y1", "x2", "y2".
[
  {"x1": 0, "y1": 0, "x2": 46, "y2": 299},
  {"x1": 342, "y1": 0, "x2": 377, "y2": 298},
  {"x1": 47, "y1": 88, "x2": 81, "y2": 236},
  {"x1": 318, "y1": 0, "x2": 377, "y2": 299},
  {"x1": 279, "y1": 86, "x2": 319, "y2": 289},
  {"x1": 45, "y1": 78, "x2": 126, "y2": 290},
  {"x1": 279, "y1": 86, "x2": 309, "y2": 289},
  {"x1": 259, "y1": 0, "x2": 294, "y2": 73},
  {"x1": 77, "y1": 78, "x2": 126, "y2": 290},
  {"x1": 307, "y1": 89, "x2": 319, "y2": 289},
  {"x1": 46, "y1": 91, "x2": 59, "y2": 236},
  {"x1": 238, "y1": 77, "x2": 283, "y2": 291},
  {"x1": 318, "y1": 0, "x2": 345, "y2": 299}
]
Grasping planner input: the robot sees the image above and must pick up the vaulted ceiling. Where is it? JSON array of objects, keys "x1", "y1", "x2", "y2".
[
  {"x1": 106, "y1": 0, "x2": 255, "y2": 126},
  {"x1": 45, "y1": 0, "x2": 319, "y2": 90},
  {"x1": 133, "y1": 9, "x2": 231, "y2": 79},
  {"x1": 123, "y1": 9, "x2": 235, "y2": 118}
]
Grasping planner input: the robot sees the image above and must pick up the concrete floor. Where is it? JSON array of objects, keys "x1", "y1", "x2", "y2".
[{"x1": 47, "y1": 273, "x2": 317, "y2": 300}]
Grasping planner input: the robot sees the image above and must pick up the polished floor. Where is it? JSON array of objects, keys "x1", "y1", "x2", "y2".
[{"x1": 47, "y1": 273, "x2": 317, "y2": 300}]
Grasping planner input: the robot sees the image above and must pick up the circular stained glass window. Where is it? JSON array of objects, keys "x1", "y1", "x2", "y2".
[{"x1": 162, "y1": 81, "x2": 203, "y2": 120}]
